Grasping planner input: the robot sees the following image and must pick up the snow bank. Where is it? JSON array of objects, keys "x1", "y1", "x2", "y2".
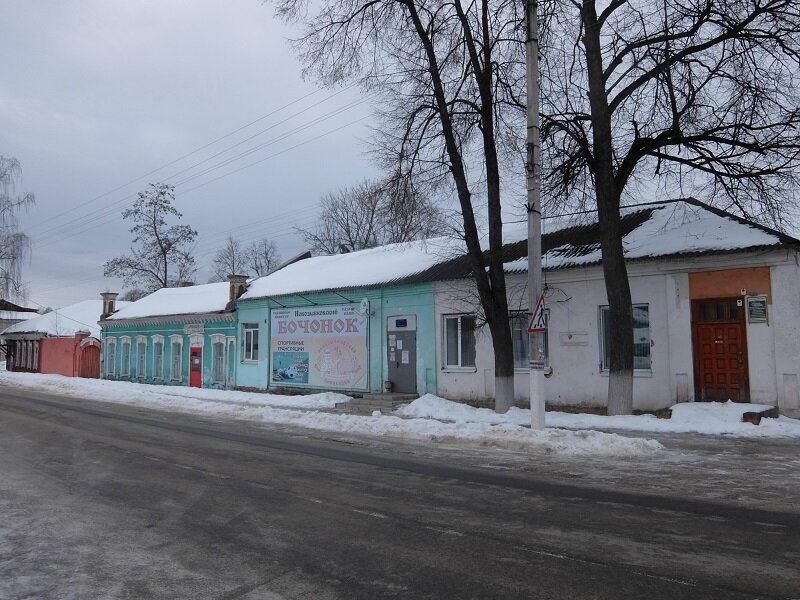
[
  {"x1": 0, "y1": 372, "x2": 661, "y2": 456},
  {"x1": 399, "y1": 394, "x2": 800, "y2": 438}
]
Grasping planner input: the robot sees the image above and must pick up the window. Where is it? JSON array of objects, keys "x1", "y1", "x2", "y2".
[
  {"x1": 105, "y1": 338, "x2": 117, "y2": 376},
  {"x1": 243, "y1": 323, "x2": 259, "y2": 362},
  {"x1": 211, "y1": 334, "x2": 226, "y2": 383},
  {"x1": 511, "y1": 313, "x2": 530, "y2": 369},
  {"x1": 120, "y1": 337, "x2": 131, "y2": 377},
  {"x1": 170, "y1": 335, "x2": 183, "y2": 381},
  {"x1": 443, "y1": 315, "x2": 476, "y2": 368},
  {"x1": 136, "y1": 336, "x2": 147, "y2": 378},
  {"x1": 153, "y1": 337, "x2": 164, "y2": 379},
  {"x1": 600, "y1": 304, "x2": 651, "y2": 371}
]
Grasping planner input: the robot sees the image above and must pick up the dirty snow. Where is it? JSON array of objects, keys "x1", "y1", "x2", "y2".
[{"x1": 0, "y1": 370, "x2": 661, "y2": 457}]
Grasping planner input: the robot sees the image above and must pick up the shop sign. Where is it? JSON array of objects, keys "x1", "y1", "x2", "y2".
[{"x1": 270, "y1": 304, "x2": 369, "y2": 390}]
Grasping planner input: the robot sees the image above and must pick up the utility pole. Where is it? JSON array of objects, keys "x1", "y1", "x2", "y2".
[{"x1": 526, "y1": 0, "x2": 546, "y2": 430}]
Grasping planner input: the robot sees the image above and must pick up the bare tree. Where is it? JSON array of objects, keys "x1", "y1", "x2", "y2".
[
  {"x1": 299, "y1": 180, "x2": 383, "y2": 255},
  {"x1": 104, "y1": 183, "x2": 198, "y2": 292},
  {"x1": 0, "y1": 156, "x2": 35, "y2": 301},
  {"x1": 209, "y1": 235, "x2": 249, "y2": 282},
  {"x1": 300, "y1": 177, "x2": 447, "y2": 255},
  {"x1": 119, "y1": 288, "x2": 149, "y2": 302},
  {"x1": 539, "y1": 0, "x2": 800, "y2": 413},
  {"x1": 245, "y1": 238, "x2": 282, "y2": 276},
  {"x1": 273, "y1": 0, "x2": 524, "y2": 411}
]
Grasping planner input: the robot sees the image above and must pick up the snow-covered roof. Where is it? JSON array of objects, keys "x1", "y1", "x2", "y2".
[
  {"x1": 242, "y1": 237, "x2": 465, "y2": 300},
  {"x1": 242, "y1": 199, "x2": 797, "y2": 299},
  {"x1": 0, "y1": 310, "x2": 38, "y2": 321},
  {"x1": 503, "y1": 199, "x2": 797, "y2": 273},
  {"x1": 106, "y1": 281, "x2": 232, "y2": 320},
  {"x1": 1, "y1": 300, "x2": 129, "y2": 338}
]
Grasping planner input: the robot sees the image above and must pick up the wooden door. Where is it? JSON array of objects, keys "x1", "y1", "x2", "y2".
[
  {"x1": 692, "y1": 299, "x2": 749, "y2": 402},
  {"x1": 80, "y1": 345, "x2": 100, "y2": 379},
  {"x1": 189, "y1": 348, "x2": 202, "y2": 388}
]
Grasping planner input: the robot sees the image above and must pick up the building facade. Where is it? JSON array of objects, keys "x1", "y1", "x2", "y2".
[
  {"x1": 433, "y1": 200, "x2": 800, "y2": 412},
  {"x1": 100, "y1": 282, "x2": 240, "y2": 389}
]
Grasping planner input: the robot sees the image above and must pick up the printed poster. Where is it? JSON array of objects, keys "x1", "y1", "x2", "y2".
[{"x1": 270, "y1": 304, "x2": 369, "y2": 390}]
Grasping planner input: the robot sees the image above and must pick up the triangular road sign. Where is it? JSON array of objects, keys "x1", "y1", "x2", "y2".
[{"x1": 528, "y1": 293, "x2": 547, "y2": 332}]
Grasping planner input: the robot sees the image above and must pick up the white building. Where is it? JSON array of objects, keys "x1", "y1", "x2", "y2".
[{"x1": 434, "y1": 199, "x2": 800, "y2": 412}]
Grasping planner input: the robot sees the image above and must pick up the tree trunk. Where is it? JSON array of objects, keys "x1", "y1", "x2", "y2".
[
  {"x1": 598, "y1": 198, "x2": 634, "y2": 415},
  {"x1": 582, "y1": 0, "x2": 634, "y2": 414},
  {"x1": 485, "y1": 299, "x2": 515, "y2": 413}
]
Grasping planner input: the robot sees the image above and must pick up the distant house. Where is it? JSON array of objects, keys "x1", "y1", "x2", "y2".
[
  {"x1": 0, "y1": 299, "x2": 39, "y2": 337},
  {"x1": 432, "y1": 199, "x2": 800, "y2": 412},
  {"x1": 2, "y1": 299, "x2": 129, "y2": 378},
  {"x1": 235, "y1": 238, "x2": 464, "y2": 396},
  {"x1": 99, "y1": 279, "x2": 244, "y2": 389}
]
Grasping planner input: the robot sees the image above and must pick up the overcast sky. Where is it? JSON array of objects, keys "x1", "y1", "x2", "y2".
[{"x1": 1, "y1": 1, "x2": 382, "y2": 309}]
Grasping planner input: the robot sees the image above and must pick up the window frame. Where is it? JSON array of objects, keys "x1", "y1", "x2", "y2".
[
  {"x1": 210, "y1": 333, "x2": 226, "y2": 384},
  {"x1": 598, "y1": 303, "x2": 651, "y2": 372},
  {"x1": 136, "y1": 335, "x2": 147, "y2": 379},
  {"x1": 170, "y1": 334, "x2": 183, "y2": 381},
  {"x1": 242, "y1": 323, "x2": 259, "y2": 362},
  {"x1": 105, "y1": 338, "x2": 117, "y2": 377},
  {"x1": 119, "y1": 336, "x2": 131, "y2": 377},
  {"x1": 442, "y1": 314, "x2": 477, "y2": 370},
  {"x1": 152, "y1": 335, "x2": 164, "y2": 380}
]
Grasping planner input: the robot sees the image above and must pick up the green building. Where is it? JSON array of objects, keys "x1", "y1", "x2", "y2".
[{"x1": 99, "y1": 278, "x2": 245, "y2": 389}]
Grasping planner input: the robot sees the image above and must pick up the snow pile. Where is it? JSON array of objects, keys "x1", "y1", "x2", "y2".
[
  {"x1": 400, "y1": 394, "x2": 800, "y2": 438},
  {"x1": 0, "y1": 372, "x2": 661, "y2": 456}
]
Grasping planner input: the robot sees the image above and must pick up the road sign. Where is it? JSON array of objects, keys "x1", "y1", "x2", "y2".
[{"x1": 528, "y1": 294, "x2": 547, "y2": 332}]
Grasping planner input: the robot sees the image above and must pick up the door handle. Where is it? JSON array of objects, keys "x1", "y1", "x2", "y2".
[{"x1": 737, "y1": 352, "x2": 743, "y2": 366}]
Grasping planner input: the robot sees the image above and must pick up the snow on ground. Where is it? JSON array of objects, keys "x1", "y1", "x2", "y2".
[
  {"x1": 0, "y1": 371, "x2": 661, "y2": 457},
  {"x1": 399, "y1": 394, "x2": 800, "y2": 438}
]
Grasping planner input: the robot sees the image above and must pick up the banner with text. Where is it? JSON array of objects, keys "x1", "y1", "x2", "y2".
[{"x1": 270, "y1": 304, "x2": 369, "y2": 390}]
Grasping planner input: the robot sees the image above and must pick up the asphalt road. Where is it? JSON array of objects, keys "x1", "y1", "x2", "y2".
[{"x1": 0, "y1": 387, "x2": 798, "y2": 599}]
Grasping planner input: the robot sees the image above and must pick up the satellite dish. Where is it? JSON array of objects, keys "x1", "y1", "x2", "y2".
[{"x1": 358, "y1": 297, "x2": 370, "y2": 315}]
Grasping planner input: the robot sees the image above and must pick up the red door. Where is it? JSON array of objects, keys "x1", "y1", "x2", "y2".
[
  {"x1": 190, "y1": 348, "x2": 202, "y2": 388},
  {"x1": 692, "y1": 299, "x2": 749, "y2": 402},
  {"x1": 80, "y1": 345, "x2": 100, "y2": 379}
]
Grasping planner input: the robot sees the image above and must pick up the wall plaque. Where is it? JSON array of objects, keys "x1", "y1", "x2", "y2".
[{"x1": 746, "y1": 295, "x2": 768, "y2": 324}]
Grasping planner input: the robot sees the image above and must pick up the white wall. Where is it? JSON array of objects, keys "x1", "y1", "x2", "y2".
[
  {"x1": 771, "y1": 259, "x2": 800, "y2": 409},
  {"x1": 434, "y1": 250, "x2": 799, "y2": 411}
]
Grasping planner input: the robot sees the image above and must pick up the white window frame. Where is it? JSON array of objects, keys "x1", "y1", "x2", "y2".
[
  {"x1": 105, "y1": 338, "x2": 117, "y2": 377},
  {"x1": 136, "y1": 335, "x2": 147, "y2": 379},
  {"x1": 120, "y1": 336, "x2": 131, "y2": 377},
  {"x1": 599, "y1": 304, "x2": 651, "y2": 372},
  {"x1": 170, "y1": 334, "x2": 183, "y2": 381},
  {"x1": 152, "y1": 335, "x2": 165, "y2": 379},
  {"x1": 242, "y1": 323, "x2": 259, "y2": 362},
  {"x1": 442, "y1": 314, "x2": 477, "y2": 370},
  {"x1": 210, "y1": 333, "x2": 227, "y2": 384}
]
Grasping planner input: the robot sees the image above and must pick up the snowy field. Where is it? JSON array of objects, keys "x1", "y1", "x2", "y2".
[{"x1": 2, "y1": 371, "x2": 799, "y2": 458}]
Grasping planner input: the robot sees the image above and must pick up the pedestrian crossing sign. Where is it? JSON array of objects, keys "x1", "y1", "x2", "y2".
[{"x1": 528, "y1": 294, "x2": 547, "y2": 332}]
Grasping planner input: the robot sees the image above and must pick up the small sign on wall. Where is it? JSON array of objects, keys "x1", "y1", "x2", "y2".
[{"x1": 746, "y1": 295, "x2": 768, "y2": 324}]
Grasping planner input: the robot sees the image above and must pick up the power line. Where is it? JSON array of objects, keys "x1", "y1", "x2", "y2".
[
  {"x1": 25, "y1": 86, "x2": 335, "y2": 235},
  {"x1": 31, "y1": 102, "x2": 372, "y2": 250}
]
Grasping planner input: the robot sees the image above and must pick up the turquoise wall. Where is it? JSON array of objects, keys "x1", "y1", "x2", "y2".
[
  {"x1": 101, "y1": 318, "x2": 236, "y2": 389},
  {"x1": 234, "y1": 283, "x2": 436, "y2": 395}
]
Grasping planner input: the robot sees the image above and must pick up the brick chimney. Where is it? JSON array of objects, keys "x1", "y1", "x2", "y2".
[
  {"x1": 228, "y1": 274, "x2": 248, "y2": 303},
  {"x1": 101, "y1": 292, "x2": 119, "y2": 319}
]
